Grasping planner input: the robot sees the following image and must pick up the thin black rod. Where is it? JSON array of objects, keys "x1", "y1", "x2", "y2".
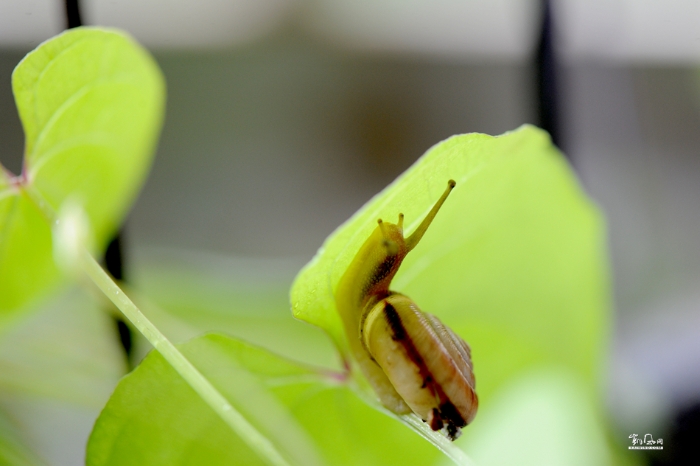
[
  {"x1": 64, "y1": 0, "x2": 83, "y2": 29},
  {"x1": 104, "y1": 235, "x2": 124, "y2": 281},
  {"x1": 535, "y1": 0, "x2": 562, "y2": 152},
  {"x1": 105, "y1": 234, "x2": 133, "y2": 358}
]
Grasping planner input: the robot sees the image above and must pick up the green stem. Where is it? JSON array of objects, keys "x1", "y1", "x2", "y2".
[
  {"x1": 21, "y1": 182, "x2": 290, "y2": 465},
  {"x1": 81, "y1": 249, "x2": 291, "y2": 466}
]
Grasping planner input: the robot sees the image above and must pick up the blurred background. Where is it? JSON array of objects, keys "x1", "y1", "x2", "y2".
[{"x1": 1, "y1": 1, "x2": 699, "y2": 465}]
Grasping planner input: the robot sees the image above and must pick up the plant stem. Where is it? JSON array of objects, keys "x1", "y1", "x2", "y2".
[
  {"x1": 80, "y1": 250, "x2": 291, "y2": 466},
  {"x1": 20, "y1": 183, "x2": 290, "y2": 465}
]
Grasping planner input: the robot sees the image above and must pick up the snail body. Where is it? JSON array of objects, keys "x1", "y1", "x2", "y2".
[{"x1": 335, "y1": 180, "x2": 477, "y2": 440}]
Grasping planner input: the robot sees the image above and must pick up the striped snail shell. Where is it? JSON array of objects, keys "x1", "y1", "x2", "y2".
[
  {"x1": 362, "y1": 294, "x2": 477, "y2": 439},
  {"x1": 335, "y1": 180, "x2": 477, "y2": 440}
]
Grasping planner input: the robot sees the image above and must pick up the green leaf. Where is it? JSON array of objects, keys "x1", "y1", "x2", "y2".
[
  {"x1": 291, "y1": 124, "x2": 609, "y2": 421},
  {"x1": 14, "y1": 27, "x2": 164, "y2": 241},
  {"x1": 87, "y1": 334, "x2": 441, "y2": 466},
  {"x1": 0, "y1": 27, "x2": 165, "y2": 314}
]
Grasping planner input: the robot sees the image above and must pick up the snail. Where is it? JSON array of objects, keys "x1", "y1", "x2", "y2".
[{"x1": 336, "y1": 180, "x2": 477, "y2": 440}]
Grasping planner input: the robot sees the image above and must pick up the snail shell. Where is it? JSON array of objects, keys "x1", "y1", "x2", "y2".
[
  {"x1": 362, "y1": 294, "x2": 477, "y2": 439},
  {"x1": 335, "y1": 180, "x2": 477, "y2": 440}
]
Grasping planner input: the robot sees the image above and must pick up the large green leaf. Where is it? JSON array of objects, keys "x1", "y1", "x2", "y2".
[
  {"x1": 0, "y1": 27, "x2": 165, "y2": 315},
  {"x1": 291, "y1": 125, "x2": 610, "y2": 447},
  {"x1": 87, "y1": 334, "x2": 440, "y2": 466}
]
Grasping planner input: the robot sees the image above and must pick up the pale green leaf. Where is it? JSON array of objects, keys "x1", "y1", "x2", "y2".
[
  {"x1": 13, "y1": 26, "x2": 164, "y2": 242},
  {"x1": 0, "y1": 27, "x2": 165, "y2": 314}
]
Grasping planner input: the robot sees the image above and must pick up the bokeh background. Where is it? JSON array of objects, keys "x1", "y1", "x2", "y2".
[{"x1": 1, "y1": 1, "x2": 700, "y2": 465}]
